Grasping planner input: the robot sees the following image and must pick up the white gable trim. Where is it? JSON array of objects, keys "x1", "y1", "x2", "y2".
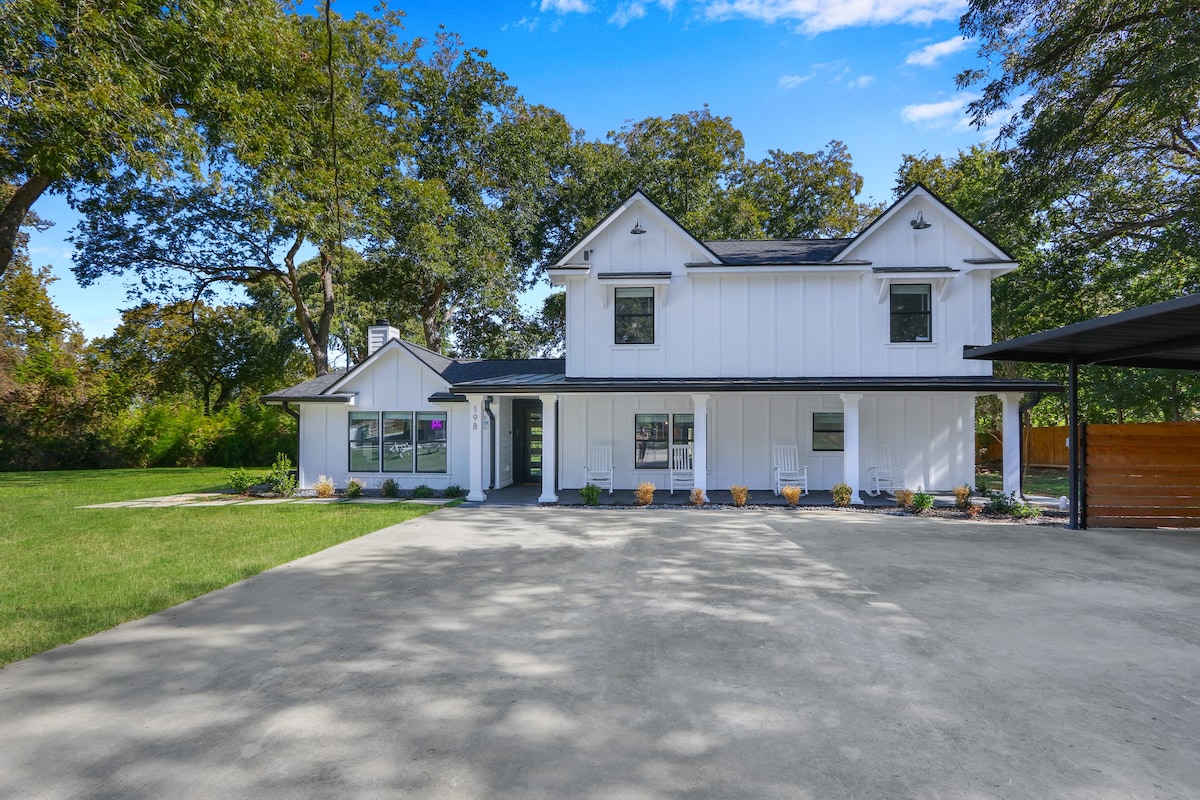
[
  {"x1": 835, "y1": 185, "x2": 1014, "y2": 264},
  {"x1": 324, "y1": 339, "x2": 449, "y2": 395},
  {"x1": 555, "y1": 191, "x2": 722, "y2": 267}
]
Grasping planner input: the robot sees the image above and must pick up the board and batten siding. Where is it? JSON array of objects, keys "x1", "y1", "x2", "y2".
[
  {"x1": 296, "y1": 347, "x2": 470, "y2": 490},
  {"x1": 557, "y1": 392, "x2": 975, "y2": 492}
]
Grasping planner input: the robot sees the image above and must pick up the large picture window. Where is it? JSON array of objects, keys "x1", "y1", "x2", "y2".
[
  {"x1": 813, "y1": 412, "x2": 845, "y2": 452},
  {"x1": 615, "y1": 287, "x2": 654, "y2": 344},
  {"x1": 635, "y1": 412, "x2": 693, "y2": 469},
  {"x1": 890, "y1": 284, "x2": 932, "y2": 342},
  {"x1": 349, "y1": 411, "x2": 446, "y2": 473}
]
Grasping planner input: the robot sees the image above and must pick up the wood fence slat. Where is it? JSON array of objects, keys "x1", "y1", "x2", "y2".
[
  {"x1": 1086, "y1": 495, "x2": 1200, "y2": 509},
  {"x1": 1087, "y1": 516, "x2": 1200, "y2": 529}
]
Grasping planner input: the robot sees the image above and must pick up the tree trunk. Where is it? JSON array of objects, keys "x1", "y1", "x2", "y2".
[
  {"x1": 282, "y1": 234, "x2": 330, "y2": 376},
  {"x1": 0, "y1": 174, "x2": 53, "y2": 278},
  {"x1": 420, "y1": 280, "x2": 447, "y2": 353}
]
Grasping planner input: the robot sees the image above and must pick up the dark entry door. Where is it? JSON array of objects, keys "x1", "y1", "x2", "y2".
[{"x1": 512, "y1": 399, "x2": 544, "y2": 485}]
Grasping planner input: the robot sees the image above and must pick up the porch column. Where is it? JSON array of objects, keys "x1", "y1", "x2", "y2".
[
  {"x1": 840, "y1": 393, "x2": 863, "y2": 504},
  {"x1": 466, "y1": 394, "x2": 487, "y2": 502},
  {"x1": 1000, "y1": 392, "x2": 1022, "y2": 498},
  {"x1": 539, "y1": 394, "x2": 559, "y2": 503},
  {"x1": 692, "y1": 393, "x2": 709, "y2": 502}
]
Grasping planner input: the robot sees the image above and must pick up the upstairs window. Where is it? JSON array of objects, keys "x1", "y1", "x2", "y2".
[
  {"x1": 615, "y1": 287, "x2": 654, "y2": 344},
  {"x1": 890, "y1": 284, "x2": 932, "y2": 342}
]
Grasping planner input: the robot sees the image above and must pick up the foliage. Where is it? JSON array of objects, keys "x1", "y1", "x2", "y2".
[
  {"x1": 443, "y1": 484, "x2": 466, "y2": 498},
  {"x1": 831, "y1": 483, "x2": 852, "y2": 507},
  {"x1": 412, "y1": 485, "x2": 436, "y2": 499},
  {"x1": 780, "y1": 485, "x2": 804, "y2": 507},
  {"x1": 894, "y1": 488, "x2": 915, "y2": 509},
  {"x1": 634, "y1": 482, "x2": 656, "y2": 506},
  {"x1": 227, "y1": 468, "x2": 259, "y2": 494},
  {"x1": 689, "y1": 487, "x2": 706, "y2": 506},
  {"x1": 981, "y1": 489, "x2": 1040, "y2": 518},
  {"x1": 345, "y1": 478, "x2": 364, "y2": 499},
  {"x1": 315, "y1": 475, "x2": 336, "y2": 499},
  {"x1": 953, "y1": 484, "x2": 973, "y2": 511},
  {"x1": 381, "y1": 478, "x2": 399, "y2": 498},
  {"x1": 911, "y1": 491, "x2": 935, "y2": 514},
  {"x1": 0, "y1": 467, "x2": 437, "y2": 665},
  {"x1": 730, "y1": 485, "x2": 750, "y2": 507},
  {"x1": 266, "y1": 453, "x2": 296, "y2": 497},
  {"x1": 579, "y1": 483, "x2": 601, "y2": 506}
]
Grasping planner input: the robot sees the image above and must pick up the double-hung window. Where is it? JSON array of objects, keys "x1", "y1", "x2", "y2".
[
  {"x1": 890, "y1": 284, "x2": 932, "y2": 342},
  {"x1": 615, "y1": 287, "x2": 654, "y2": 344},
  {"x1": 634, "y1": 412, "x2": 693, "y2": 469},
  {"x1": 349, "y1": 411, "x2": 447, "y2": 473},
  {"x1": 813, "y1": 412, "x2": 845, "y2": 451}
]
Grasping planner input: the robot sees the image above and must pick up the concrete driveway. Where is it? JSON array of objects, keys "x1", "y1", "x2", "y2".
[{"x1": 2, "y1": 507, "x2": 1198, "y2": 799}]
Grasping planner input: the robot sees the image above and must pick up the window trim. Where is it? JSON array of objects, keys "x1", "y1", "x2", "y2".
[
  {"x1": 889, "y1": 283, "x2": 933, "y2": 343},
  {"x1": 633, "y1": 411, "x2": 694, "y2": 469},
  {"x1": 348, "y1": 410, "x2": 448, "y2": 474},
  {"x1": 812, "y1": 411, "x2": 845, "y2": 452},
  {"x1": 614, "y1": 286, "x2": 655, "y2": 345}
]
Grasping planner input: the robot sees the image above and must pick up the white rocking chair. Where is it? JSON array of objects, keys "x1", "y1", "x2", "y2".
[
  {"x1": 584, "y1": 445, "x2": 614, "y2": 495},
  {"x1": 772, "y1": 445, "x2": 809, "y2": 496},
  {"x1": 669, "y1": 444, "x2": 694, "y2": 495},
  {"x1": 865, "y1": 445, "x2": 904, "y2": 496}
]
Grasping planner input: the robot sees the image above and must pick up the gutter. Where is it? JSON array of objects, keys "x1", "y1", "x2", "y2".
[{"x1": 281, "y1": 401, "x2": 300, "y2": 421}]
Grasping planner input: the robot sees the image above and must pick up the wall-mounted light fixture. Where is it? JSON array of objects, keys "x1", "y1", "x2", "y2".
[
  {"x1": 910, "y1": 211, "x2": 931, "y2": 230},
  {"x1": 630, "y1": 217, "x2": 647, "y2": 235}
]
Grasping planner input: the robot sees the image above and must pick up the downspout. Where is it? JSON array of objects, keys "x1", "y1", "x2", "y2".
[
  {"x1": 484, "y1": 396, "x2": 496, "y2": 490},
  {"x1": 282, "y1": 402, "x2": 301, "y2": 486}
]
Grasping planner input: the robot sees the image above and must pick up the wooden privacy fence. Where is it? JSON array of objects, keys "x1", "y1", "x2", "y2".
[
  {"x1": 978, "y1": 425, "x2": 1070, "y2": 467},
  {"x1": 1084, "y1": 422, "x2": 1200, "y2": 529}
]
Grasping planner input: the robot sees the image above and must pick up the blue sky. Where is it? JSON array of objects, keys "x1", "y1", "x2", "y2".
[{"x1": 29, "y1": 0, "x2": 993, "y2": 340}]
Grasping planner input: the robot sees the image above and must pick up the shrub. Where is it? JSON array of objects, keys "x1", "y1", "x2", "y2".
[
  {"x1": 381, "y1": 478, "x2": 399, "y2": 498},
  {"x1": 443, "y1": 485, "x2": 466, "y2": 498},
  {"x1": 831, "y1": 483, "x2": 852, "y2": 507},
  {"x1": 345, "y1": 478, "x2": 364, "y2": 499},
  {"x1": 227, "y1": 467, "x2": 258, "y2": 494},
  {"x1": 730, "y1": 485, "x2": 749, "y2": 507},
  {"x1": 412, "y1": 485, "x2": 436, "y2": 499},
  {"x1": 780, "y1": 485, "x2": 803, "y2": 507},
  {"x1": 1012, "y1": 499, "x2": 1042, "y2": 519},
  {"x1": 911, "y1": 491, "x2": 934, "y2": 514},
  {"x1": 894, "y1": 488, "x2": 914, "y2": 509},
  {"x1": 634, "y1": 481, "x2": 656, "y2": 506},
  {"x1": 966, "y1": 503, "x2": 982, "y2": 518},
  {"x1": 689, "y1": 487, "x2": 706, "y2": 506},
  {"x1": 267, "y1": 453, "x2": 296, "y2": 496},
  {"x1": 314, "y1": 475, "x2": 335, "y2": 498},
  {"x1": 953, "y1": 484, "x2": 972, "y2": 511},
  {"x1": 984, "y1": 489, "x2": 1017, "y2": 515},
  {"x1": 579, "y1": 483, "x2": 601, "y2": 506}
]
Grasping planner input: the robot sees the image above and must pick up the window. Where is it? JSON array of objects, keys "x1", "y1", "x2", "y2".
[
  {"x1": 813, "y1": 412, "x2": 844, "y2": 451},
  {"x1": 615, "y1": 287, "x2": 654, "y2": 344},
  {"x1": 349, "y1": 411, "x2": 446, "y2": 473},
  {"x1": 890, "y1": 284, "x2": 932, "y2": 342},
  {"x1": 635, "y1": 412, "x2": 693, "y2": 469}
]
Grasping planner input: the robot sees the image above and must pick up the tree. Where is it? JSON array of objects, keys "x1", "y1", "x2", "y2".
[
  {"x1": 70, "y1": 9, "x2": 413, "y2": 375},
  {"x1": 0, "y1": 0, "x2": 287, "y2": 278}
]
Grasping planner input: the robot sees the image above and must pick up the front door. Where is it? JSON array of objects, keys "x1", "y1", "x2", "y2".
[{"x1": 512, "y1": 399, "x2": 544, "y2": 485}]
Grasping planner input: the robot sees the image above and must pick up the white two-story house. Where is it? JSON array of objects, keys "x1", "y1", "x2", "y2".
[{"x1": 265, "y1": 185, "x2": 1054, "y2": 502}]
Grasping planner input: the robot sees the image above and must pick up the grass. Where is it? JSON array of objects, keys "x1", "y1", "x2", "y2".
[
  {"x1": 0, "y1": 468, "x2": 441, "y2": 666},
  {"x1": 976, "y1": 466, "x2": 1069, "y2": 497}
]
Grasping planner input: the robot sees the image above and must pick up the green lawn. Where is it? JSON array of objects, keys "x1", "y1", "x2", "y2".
[
  {"x1": 0, "y1": 468, "x2": 441, "y2": 666},
  {"x1": 976, "y1": 466, "x2": 1069, "y2": 497}
]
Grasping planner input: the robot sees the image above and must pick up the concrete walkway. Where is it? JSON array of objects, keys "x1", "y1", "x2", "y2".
[{"x1": 1, "y1": 507, "x2": 1197, "y2": 799}]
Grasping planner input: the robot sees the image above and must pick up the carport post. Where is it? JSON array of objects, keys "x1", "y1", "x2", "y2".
[{"x1": 1067, "y1": 357, "x2": 1080, "y2": 529}]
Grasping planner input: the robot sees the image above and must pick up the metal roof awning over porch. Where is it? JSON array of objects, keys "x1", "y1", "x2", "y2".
[{"x1": 448, "y1": 374, "x2": 1060, "y2": 395}]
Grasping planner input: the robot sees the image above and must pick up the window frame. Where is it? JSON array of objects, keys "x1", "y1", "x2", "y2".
[
  {"x1": 633, "y1": 412, "x2": 694, "y2": 469},
  {"x1": 348, "y1": 411, "x2": 447, "y2": 474},
  {"x1": 889, "y1": 283, "x2": 933, "y2": 343},
  {"x1": 812, "y1": 412, "x2": 845, "y2": 452},
  {"x1": 614, "y1": 287, "x2": 655, "y2": 345},
  {"x1": 414, "y1": 411, "x2": 449, "y2": 474}
]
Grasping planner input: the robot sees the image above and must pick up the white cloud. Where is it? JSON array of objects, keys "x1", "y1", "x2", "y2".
[
  {"x1": 702, "y1": 0, "x2": 965, "y2": 34},
  {"x1": 779, "y1": 73, "x2": 814, "y2": 90},
  {"x1": 503, "y1": 16, "x2": 539, "y2": 31},
  {"x1": 609, "y1": 1, "x2": 647, "y2": 26},
  {"x1": 848, "y1": 74, "x2": 875, "y2": 89},
  {"x1": 541, "y1": 0, "x2": 592, "y2": 13},
  {"x1": 900, "y1": 93, "x2": 978, "y2": 128},
  {"x1": 904, "y1": 36, "x2": 972, "y2": 67}
]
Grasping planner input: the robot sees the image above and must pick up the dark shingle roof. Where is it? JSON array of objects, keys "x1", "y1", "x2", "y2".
[
  {"x1": 261, "y1": 371, "x2": 351, "y2": 402},
  {"x1": 702, "y1": 239, "x2": 854, "y2": 265}
]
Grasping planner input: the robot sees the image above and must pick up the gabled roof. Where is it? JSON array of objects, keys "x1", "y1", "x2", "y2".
[
  {"x1": 835, "y1": 183, "x2": 1014, "y2": 264},
  {"x1": 555, "y1": 189, "x2": 723, "y2": 266},
  {"x1": 261, "y1": 371, "x2": 353, "y2": 403}
]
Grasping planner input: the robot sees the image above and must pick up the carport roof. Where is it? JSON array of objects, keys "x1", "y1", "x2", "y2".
[{"x1": 963, "y1": 293, "x2": 1200, "y2": 370}]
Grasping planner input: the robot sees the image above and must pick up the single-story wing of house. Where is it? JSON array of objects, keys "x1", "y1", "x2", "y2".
[{"x1": 264, "y1": 185, "x2": 1057, "y2": 502}]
